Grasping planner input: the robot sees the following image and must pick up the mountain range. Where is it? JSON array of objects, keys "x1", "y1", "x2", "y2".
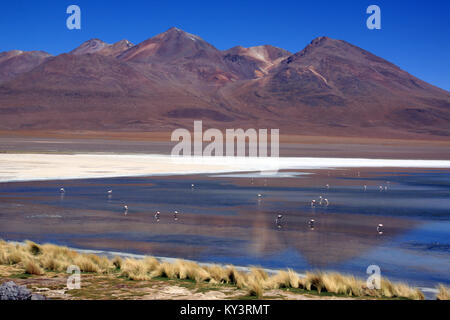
[{"x1": 0, "y1": 27, "x2": 449, "y2": 138}]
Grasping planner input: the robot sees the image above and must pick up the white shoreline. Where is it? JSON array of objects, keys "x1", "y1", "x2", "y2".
[{"x1": 1, "y1": 153, "x2": 450, "y2": 183}]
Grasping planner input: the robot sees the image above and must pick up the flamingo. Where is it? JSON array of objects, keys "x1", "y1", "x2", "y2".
[
  {"x1": 275, "y1": 214, "x2": 283, "y2": 228},
  {"x1": 377, "y1": 224, "x2": 384, "y2": 234}
]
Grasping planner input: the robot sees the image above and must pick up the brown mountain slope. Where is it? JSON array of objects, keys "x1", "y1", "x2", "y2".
[
  {"x1": 118, "y1": 27, "x2": 239, "y2": 86},
  {"x1": 70, "y1": 39, "x2": 134, "y2": 57},
  {"x1": 224, "y1": 37, "x2": 450, "y2": 136},
  {"x1": 223, "y1": 45, "x2": 291, "y2": 79},
  {"x1": 0, "y1": 53, "x2": 240, "y2": 130},
  {"x1": 0, "y1": 50, "x2": 52, "y2": 83},
  {"x1": 0, "y1": 29, "x2": 449, "y2": 138}
]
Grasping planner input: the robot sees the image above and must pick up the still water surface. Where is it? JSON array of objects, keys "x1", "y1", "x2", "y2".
[{"x1": 0, "y1": 168, "x2": 449, "y2": 289}]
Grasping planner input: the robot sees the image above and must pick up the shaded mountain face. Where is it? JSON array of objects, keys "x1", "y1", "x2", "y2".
[
  {"x1": 0, "y1": 50, "x2": 52, "y2": 83},
  {"x1": 0, "y1": 52, "x2": 238, "y2": 130},
  {"x1": 0, "y1": 28, "x2": 449, "y2": 138},
  {"x1": 227, "y1": 37, "x2": 450, "y2": 136},
  {"x1": 118, "y1": 27, "x2": 239, "y2": 85},
  {"x1": 223, "y1": 45, "x2": 291, "y2": 79},
  {"x1": 70, "y1": 39, "x2": 134, "y2": 57}
]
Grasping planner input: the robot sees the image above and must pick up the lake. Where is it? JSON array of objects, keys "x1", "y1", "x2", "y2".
[{"x1": 0, "y1": 167, "x2": 449, "y2": 290}]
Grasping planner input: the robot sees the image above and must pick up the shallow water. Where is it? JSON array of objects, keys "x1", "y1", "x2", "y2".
[{"x1": 0, "y1": 168, "x2": 449, "y2": 289}]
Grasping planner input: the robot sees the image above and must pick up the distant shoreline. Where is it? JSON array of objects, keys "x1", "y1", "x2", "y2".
[{"x1": 1, "y1": 153, "x2": 450, "y2": 183}]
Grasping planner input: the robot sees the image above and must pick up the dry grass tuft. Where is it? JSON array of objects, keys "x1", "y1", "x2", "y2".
[
  {"x1": 143, "y1": 257, "x2": 160, "y2": 271},
  {"x1": 0, "y1": 251, "x2": 7, "y2": 265},
  {"x1": 305, "y1": 272, "x2": 325, "y2": 293},
  {"x1": 287, "y1": 269, "x2": 300, "y2": 289},
  {"x1": 25, "y1": 241, "x2": 42, "y2": 256},
  {"x1": 23, "y1": 259, "x2": 44, "y2": 275},
  {"x1": 390, "y1": 281, "x2": 424, "y2": 300},
  {"x1": 155, "y1": 262, "x2": 178, "y2": 279},
  {"x1": 206, "y1": 264, "x2": 230, "y2": 284},
  {"x1": 112, "y1": 256, "x2": 122, "y2": 269},
  {"x1": 264, "y1": 271, "x2": 290, "y2": 289},
  {"x1": 74, "y1": 255, "x2": 101, "y2": 273},
  {"x1": 380, "y1": 278, "x2": 395, "y2": 298},
  {"x1": 120, "y1": 258, "x2": 150, "y2": 280},
  {"x1": 41, "y1": 255, "x2": 64, "y2": 272},
  {"x1": 183, "y1": 261, "x2": 211, "y2": 282},
  {"x1": 250, "y1": 267, "x2": 268, "y2": 282},
  {"x1": 225, "y1": 266, "x2": 247, "y2": 289},
  {"x1": 6, "y1": 247, "x2": 25, "y2": 265},
  {"x1": 246, "y1": 275, "x2": 264, "y2": 298},
  {"x1": 86, "y1": 254, "x2": 111, "y2": 272},
  {"x1": 0, "y1": 239, "x2": 426, "y2": 300},
  {"x1": 436, "y1": 284, "x2": 450, "y2": 300}
]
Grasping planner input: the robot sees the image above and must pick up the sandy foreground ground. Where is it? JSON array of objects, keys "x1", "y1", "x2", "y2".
[
  {"x1": 1, "y1": 153, "x2": 450, "y2": 182},
  {"x1": 0, "y1": 265, "x2": 351, "y2": 300}
]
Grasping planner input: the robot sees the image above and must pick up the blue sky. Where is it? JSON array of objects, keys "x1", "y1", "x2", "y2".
[{"x1": 0, "y1": 0, "x2": 449, "y2": 91}]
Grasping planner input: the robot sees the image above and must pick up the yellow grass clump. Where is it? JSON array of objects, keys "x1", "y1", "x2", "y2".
[
  {"x1": 246, "y1": 274, "x2": 264, "y2": 298},
  {"x1": 151, "y1": 262, "x2": 177, "y2": 279},
  {"x1": 436, "y1": 284, "x2": 450, "y2": 300},
  {"x1": 0, "y1": 240, "x2": 115, "y2": 274},
  {"x1": 250, "y1": 267, "x2": 269, "y2": 282},
  {"x1": 112, "y1": 256, "x2": 122, "y2": 270},
  {"x1": 225, "y1": 266, "x2": 247, "y2": 289},
  {"x1": 0, "y1": 251, "x2": 7, "y2": 265},
  {"x1": 7, "y1": 247, "x2": 25, "y2": 265},
  {"x1": 143, "y1": 257, "x2": 160, "y2": 271},
  {"x1": 265, "y1": 271, "x2": 290, "y2": 289},
  {"x1": 25, "y1": 240, "x2": 42, "y2": 256},
  {"x1": 23, "y1": 259, "x2": 44, "y2": 275},
  {"x1": 120, "y1": 258, "x2": 151, "y2": 280},
  {"x1": 206, "y1": 264, "x2": 230, "y2": 284},
  {"x1": 0, "y1": 239, "x2": 426, "y2": 300},
  {"x1": 41, "y1": 255, "x2": 65, "y2": 272},
  {"x1": 73, "y1": 255, "x2": 101, "y2": 273},
  {"x1": 179, "y1": 260, "x2": 211, "y2": 282}
]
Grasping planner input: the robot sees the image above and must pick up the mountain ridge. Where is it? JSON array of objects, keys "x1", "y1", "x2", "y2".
[{"x1": 0, "y1": 27, "x2": 449, "y2": 138}]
